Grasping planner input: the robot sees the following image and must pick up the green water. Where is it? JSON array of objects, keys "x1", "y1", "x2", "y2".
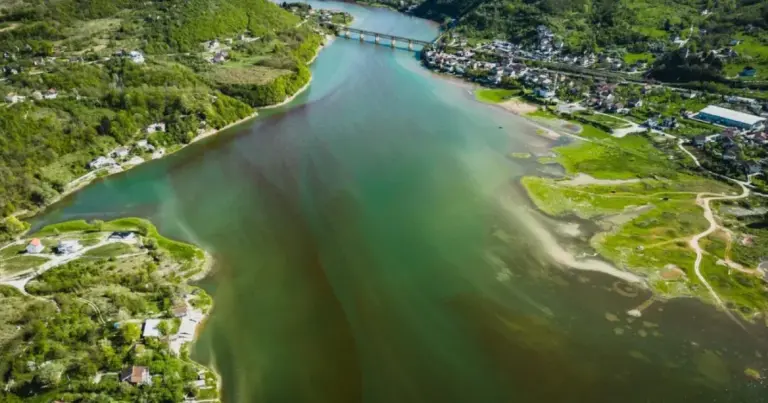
[{"x1": 33, "y1": 3, "x2": 768, "y2": 401}]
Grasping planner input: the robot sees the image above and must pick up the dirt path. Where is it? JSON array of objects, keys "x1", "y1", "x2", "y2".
[{"x1": 688, "y1": 182, "x2": 750, "y2": 328}]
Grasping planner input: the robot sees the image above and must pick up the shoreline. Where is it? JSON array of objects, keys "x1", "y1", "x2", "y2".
[
  {"x1": 259, "y1": 35, "x2": 333, "y2": 110},
  {"x1": 15, "y1": 35, "x2": 334, "y2": 233}
]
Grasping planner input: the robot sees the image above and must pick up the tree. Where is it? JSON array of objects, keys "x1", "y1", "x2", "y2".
[
  {"x1": 157, "y1": 320, "x2": 170, "y2": 336},
  {"x1": 120, "y1": 323, "x2": 141, "y2": 345}
]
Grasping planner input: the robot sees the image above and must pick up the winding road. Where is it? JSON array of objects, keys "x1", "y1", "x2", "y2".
[{"x1": 688, "y1": 184, "x2": 750, "y2": 327}]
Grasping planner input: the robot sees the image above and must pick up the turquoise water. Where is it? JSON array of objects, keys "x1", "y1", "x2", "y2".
[{"x1": 33, "y1": 3, "x2": 768, "y2": 402}]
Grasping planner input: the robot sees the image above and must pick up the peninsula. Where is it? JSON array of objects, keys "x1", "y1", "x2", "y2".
[{"x1": 0, "y1": 218, "x2": 218, "y2": 401}]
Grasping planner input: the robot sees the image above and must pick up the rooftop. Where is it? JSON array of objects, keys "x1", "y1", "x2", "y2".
[
  {"x1": 698, "y1": 105, "x2": 766, "y2": 126},
  {"x1": 143, "y1": 319, "x2": 162, "y2": 337}
]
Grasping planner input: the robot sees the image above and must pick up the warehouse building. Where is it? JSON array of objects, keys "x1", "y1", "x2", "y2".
[{"x1": 696, "y1": 105, "x2": 766, "y2": 131}]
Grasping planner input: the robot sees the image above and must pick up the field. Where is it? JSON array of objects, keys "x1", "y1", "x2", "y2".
[
  {"x1": 207, "y1": 64, "x2": 292, "y2": 85},
  {"x1": 575, "y1": 112, "x2": 630, "y2": 130},
  {"x1": 83, "y1": 243, "x2": 139, "y2": 258},
  {"x1": 0, "y1": 255, "x2": 49, "y2": 275},
  {"x1": 623, "y1": 52, "x2": 655, "y2": 65},
  {"x1": 475, "y1": 88, "x2": 519, "y2": 103},
  {"x1": 519, "y1": 116, "x2": 768, "y2": 313}
]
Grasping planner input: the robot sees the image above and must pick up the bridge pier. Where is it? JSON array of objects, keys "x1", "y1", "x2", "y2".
[
  {"x1": 359, "y1": 33, "x2": 364, "y2": 42},
  {"x1": 375, "y1": 34, "x2": 380, "y2": 44},
  {"x1": 408, "y1": 40, "x2": 413, "y2": 50},
  {"x1": 344, "y1": 30, "x2": 350, "y2": 38},
  {"x1": 390, "y1": 38, "x2": 396, "y2": 48}
]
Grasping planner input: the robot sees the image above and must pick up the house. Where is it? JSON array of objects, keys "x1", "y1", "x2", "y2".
[
  {"x1": 151, "y1": 148, "x2": 166, "y2": 159},
  {"x1": 57, "y1": 240, "x2": 82, "y2": 255},
  {"x1": 120, "y1": 366, "x2": 151, "y2": 385},
  {"x1": 26, "y1": 238, "x2": 44, "y2": 254},
  {"x1": 110, "y1": 147, "x2": 130, "y2": 160},
  {"x1": 88, "y1": 156, "x2": 116, "y2": 169},
  {"x1": 740, "y1": 67, "x2": 757, "y2": 77},
  {"x1": 211, "y1": 51, "x2": 228, "y2": 64},
  {"x1": 723, "y1": 148, "x2": 738, "y2": 161},
  {"x1": 661, "y1": 117, "x2": 679, "y2": 129},
  {"x1": 535, "y1": 88, "x2": 555, "y2": 99},
  {"x1": 172, "y1": 304, "x2": 188, "y2": 318},
  {"x1": 744, "y1": 161, "x2": 762, "y2": 175},
  {"x1": 696, "y1": 105, "x2": 766, "y2": 131},
  {"x1": 43, "y1": 88, "x2": 58, "y2": 100},
  {"x1": 628, "y1": 98, "x2": 643, "y2": 108},
  {"x1": 207, "y1": 40, "x2": 220, "y2": 50},
  {"x1": 142, "y1": 319, "x2": 162, "y2": 338},
  {"x1": 5, "y1": 93, "x2": 25, "y2": 104},
  {"x1": 128, "y1": 50, "x2": 144, "y2": 64},
  {"x1": 31, "y1": 91, "x2": 43, "y2": 101},
  {"x1": 145, "y1": 122, "x2": 166, "y2": 134},
  {"x1": 109, "y1": 231, "x2": 136, "y2": 242},
  {"x1": 135, "y1": 139, "x2": 155, "y2": 151},
  {"x1": 691, "y1": 135, "x2": 707, "y2": 148}
]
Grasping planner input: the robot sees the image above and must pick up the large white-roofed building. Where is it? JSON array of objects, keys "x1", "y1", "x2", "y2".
[{"x1": 696, "y1": 105, "x2": 766, "y2": 131}]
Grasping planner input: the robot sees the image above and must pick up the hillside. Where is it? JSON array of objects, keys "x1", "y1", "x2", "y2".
[
  {"x1": 409, "y1": 0, "x2": 768, "y2": 82},
  {"x1": 0, "y1": 0, "x2": 322, "y2": 239}
]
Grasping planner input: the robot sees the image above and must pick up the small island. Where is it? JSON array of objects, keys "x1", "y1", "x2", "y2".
[{"x1": 0, "y1": 218, "x2": 218, "y2": 402}]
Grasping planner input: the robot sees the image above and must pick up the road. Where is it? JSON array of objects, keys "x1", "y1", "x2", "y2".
[
  {"x1": 0, "y1": 236, "x2": 139, "y2": 294},
  {"x1": 688, "y1": 184, "x2": 750, "y2": 328}
]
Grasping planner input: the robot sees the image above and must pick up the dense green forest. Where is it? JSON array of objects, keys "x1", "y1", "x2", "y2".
[{"x1": 0, "y1": 0, "x2": 322, "y2": 238}]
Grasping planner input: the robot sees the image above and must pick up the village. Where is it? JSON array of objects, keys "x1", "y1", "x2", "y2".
[
  {"x1": 423, "y1": 30, "x2": 768, "y2": 187},
  {"x1": 0, "y1": 219, "x2": 219, "y2": 401}
]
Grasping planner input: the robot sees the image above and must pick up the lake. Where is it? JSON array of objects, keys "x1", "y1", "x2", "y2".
[{"x1": 32, "y1": 2, "x2": 768, "y2": 402}]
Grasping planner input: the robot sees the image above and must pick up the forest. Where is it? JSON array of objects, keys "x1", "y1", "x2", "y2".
[
  {"x1": 0, "y1": 0, "x2": 321, "y2": 239},
  {"x1": 0, "y1": 219, "x2": 216, "y2": 401}
]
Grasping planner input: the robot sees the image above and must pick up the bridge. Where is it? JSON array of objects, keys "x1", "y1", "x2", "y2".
[{"x1": 325, "y1": 24, "x2": 433, "y2": 51}]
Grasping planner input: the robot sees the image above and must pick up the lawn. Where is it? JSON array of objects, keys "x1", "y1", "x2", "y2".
[
  {"x1": 475, "y1": 88, "x2": 519, "y2": 103},
  {"x1": 0, "y1": 256, "x2": 48, "y2": 274},
  {"x1": 206, "y1": 64, "x2": 291, "y2": 85},
  {"x1": 84, "y1": 243, "x2": 138, "y2": 258},
  {"x1": 623, "y1": 52, "x2": 655, "y2": 65},
  {"x1": 576, "y1": 112, "x2": 630, "y2": 130}
]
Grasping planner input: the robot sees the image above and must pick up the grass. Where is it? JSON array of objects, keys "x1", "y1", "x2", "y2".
[
  {"x1": 84, "y1": 243, "x2": 138, "y2": 258},
  {"x1": 206, "y1": 64, "x2": 291, "y2": 85},
  {"x1": 0, "y1": 255, "x2": 48, "y2": 274},
  {"x1": 576, "y1": 112, "x2": 630, "y2": 130},
  {"x1": 475, "y1": 88, "x2": 519, "y2": 103},
  {"x1": 623, "y1": 52, "x2": 655, "y2": 65},
  {"x1": 37, "y1": 218, "x2": 204, "y2": 261}
]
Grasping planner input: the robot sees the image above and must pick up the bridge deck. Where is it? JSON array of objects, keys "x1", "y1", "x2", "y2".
[{"x1": 326, "y1": 24, "x2": 433, "y2": 46}]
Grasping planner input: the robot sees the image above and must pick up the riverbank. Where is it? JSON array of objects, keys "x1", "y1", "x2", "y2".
[
  {"x1": 502, "y1": 103, "x2": 768, "y2": 318},
  {"x1": 260, "y1": 35, "x2": 334, "y2": 110},
  {"x1": 6, "y1": 35, "x2": 336, "y2": 240}
]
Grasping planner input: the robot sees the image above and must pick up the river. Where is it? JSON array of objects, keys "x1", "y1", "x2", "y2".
[{"x1": 32, "y1": 2, "x2": 768, "y2": 402}]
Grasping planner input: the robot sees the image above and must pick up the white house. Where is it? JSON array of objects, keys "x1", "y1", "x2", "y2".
[
  {"x1": 109, "y1": 231, "x2": 136, "y2": 242},
  {"x1": 26, "y1": 238, "x2": 44, "y2": 254},
  {"x1": 135, "y1": 139, "x2": 155, "y2": 151},
  {"x1": 535, "y1": 88, "x2": 555, "y2": 99},
  {"x1": 128, "y1": 50, "x2": 144, "y2": 64},
  {"x1": 151, "y1": 148, "x2": 166, "y2": 160},
  {"x1": 145, "y1": 122, "x2": 166, "y2": 134},
  {"x1": 110, "y1": 147, "x2": 130, "y2": 160},
  {"x1": 142, "y1": 319, "x2": 162, "y2": 338},
  {"x1": 57, "y1": 239, "x2": 82, "y2": 255},
  {"x1": 43, "y1": 88, "x2": 58, "y2": 100},
  {"x1": 5, "y1": 93, "x2": 26, "y2": 104},
  {"x1": 88, "y1": 156, "x2": 116, "y2": 169}
]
